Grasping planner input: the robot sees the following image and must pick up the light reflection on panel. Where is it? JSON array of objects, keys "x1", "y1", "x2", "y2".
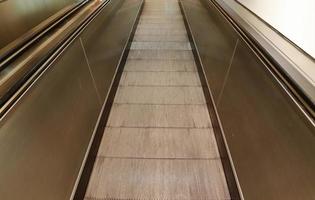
[
  {"x1": 0, "y1": 0, "x2": 142, "y2": 199},
  {"x1": 181, "y1": 0, "x2": 315, "y2": 199},
  {"x1": 0, "y1": 0, "x2": 81, "y2": 50},
  {"x1": 237, "y1": 0, "x2": 315, "y2": 58}
]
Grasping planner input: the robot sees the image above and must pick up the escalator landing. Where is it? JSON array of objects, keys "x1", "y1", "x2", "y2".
[{"x1": 85, "y1": 0, "x2": 230, "y2": 199}]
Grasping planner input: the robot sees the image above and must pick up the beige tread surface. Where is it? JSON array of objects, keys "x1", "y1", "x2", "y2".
[
  {"x1": 133, "y1": 33, "x2": 189, "y2": 42},
  {"x1": 124, "y1": 60, "x2": 196, "y2": 72},
  {"x1": 85, "y1": 0, "x2": 230, "y2": 199},
  {"x1": 115, "y1": 86, "x2": 206, "y2": 104},
  {"x1": 120, "y1": 71, "x2": 201, "y2": 86},
  {"x1": 107, "y1": 104, "x2": 211, "y2": 128},
  {"x1": 86, "y1": 158, "x2": 230, "y2": 200},
  {"x1": 128, "y1": 49, "x2": 194, "y2": 60},
  {"x1": 98, "y1": 128, "x2": 220, "y2": 158}
]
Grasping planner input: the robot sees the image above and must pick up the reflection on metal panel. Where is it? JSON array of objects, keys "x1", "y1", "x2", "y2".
[
  {"x1": 220, "y1": 39, "x2": 315, "y2": 200},
  {"x1": 0, "y1": 39, "x2": 100, "y2": 200},
  {"x1": 80, "y1": 0, "x2": 125, "y2": 100},
  {"x1": 0, "y1": 0, "x2": 142, "y2": 199},
  {"x1": 215, "y1": 0, "x2": 315, "y2": 105},
  {"x1": 0, "y1": 0, "x2": 83, "y2": 51},
  {"x1": 181, "y1": 0, "x2": 315, "y2": 199},
  {"x1": 179, "y1": 0, "x2": 238, "y2": 104},
  {"x1": 237, "y1": 0, "x2": 315, "y2": 59}
]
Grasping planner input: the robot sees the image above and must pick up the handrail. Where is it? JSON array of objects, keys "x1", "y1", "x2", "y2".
[
  {"x1": 0, "y1": 0, "x2": 89, "y2": 64},
  {"x1": 212, "y1": 0, "x2": 315, "y2": 113},
  {"x1": 0, "y1": 1, "x2": 143, "y2": 199},
  {"x1": 209, "y1": 0, "x2": 315, "y2": 123},
  {"x1": 0, "y1": 0, "x2": 111, "y2": 118},
  {"x1": 234, "y1": 0, "x2": 315, "y2": 62}
]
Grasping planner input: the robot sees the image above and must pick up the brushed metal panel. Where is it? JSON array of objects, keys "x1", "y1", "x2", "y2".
[
  {"x1": 218, "y1": 40, "x2": 315, "y2": 200},
  {"x1": 0, "y1": 40, "x2": 100, "y2": 200},
  {"x1": 0, "y1": 1, "x2": 103, "y2": 107},
  {"x1": 74, "y1": 1, "x2": 144, "y2": 198},
  {"x1": 181, "y1": 0, "x2": 238, "y2": 104},
  {"x1": 80, "y1": 0, "x2": 142, "y2": 101},
  {"x1": 182, "y1": 0, "x2": 315, "y2": 199},
  {"x1": 218, "y1": 0, "x2": 315, "y2": 105},
  {"x1": 0, "y1": 0, "x2": 83, "y2": 51},
  {"x1": 0, "y1": 0, "x2": 142, "y2": 199}
]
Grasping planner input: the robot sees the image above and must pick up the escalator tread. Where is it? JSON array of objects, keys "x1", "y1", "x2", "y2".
[{"x1": 84, "y1": 0, "x2": 230, "y2": 199}]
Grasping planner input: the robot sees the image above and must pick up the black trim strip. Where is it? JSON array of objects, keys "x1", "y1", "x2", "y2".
[
  {"x1": 73, "y1": 1, "x2": 144, "y2": 199},
  {"x1": 179, "y1": 1, "x2": 242, "y2": 199}
]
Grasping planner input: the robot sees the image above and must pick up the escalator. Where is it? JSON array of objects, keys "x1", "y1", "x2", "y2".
[
  {"x1": 0, "y1": 0, "x2": 314, "y2": 200},
  {"x1": 84, "y1": 0, "x2": 231, "y2": 199}
]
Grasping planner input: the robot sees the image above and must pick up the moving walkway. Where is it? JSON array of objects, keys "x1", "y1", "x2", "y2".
[
  {"x1": 0, "y1": 0, "x2": 314, "y2": 200},
  {"x1": 84, "y1": 0, "x2": 230, "y2": 199}
]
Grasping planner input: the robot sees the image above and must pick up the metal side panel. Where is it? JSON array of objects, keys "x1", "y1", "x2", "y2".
[
  {"x1": 181, "y1": 0, "x2": 315, "y2": 200},
  {"x1": 0, "y1": 39, "x2": 100, "y2": 200},
  {"x1": 80, "y1": 0, "x2": 143, "y2": 101},
  {"x1": 219, "y1": 39, "x2": 315, "y2": 200},
  {"x1": 0, "y1": 0, "x2": 142, "y2": 199},
  {"x1": 0, "y1": 0, "x2": 83, "y2": 52},
  {"x1": 179, "y1": 0, "x2": 238, "y2": 105}
]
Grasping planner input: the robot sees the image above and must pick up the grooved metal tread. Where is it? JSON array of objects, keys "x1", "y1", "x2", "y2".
[{"x1": 85, "y1": 0, "x2": 230, "y2": 199}]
